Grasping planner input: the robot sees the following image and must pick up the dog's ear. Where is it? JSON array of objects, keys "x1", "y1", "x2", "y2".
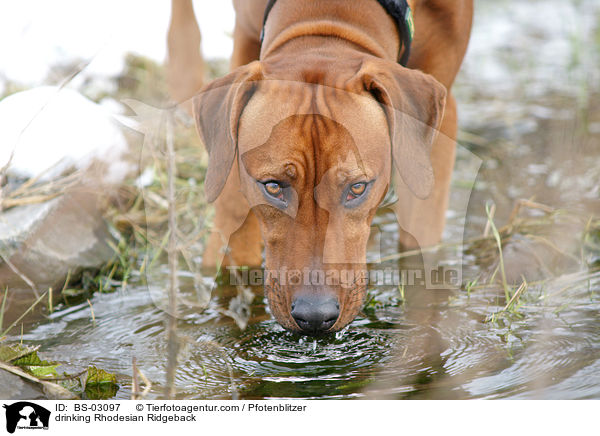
[
  {"x1": 352, "y1": 57, "x2": 447, "y2": 199},
  {"x1": 193, "y1": 61, "x2": 263, "y2": 202}
]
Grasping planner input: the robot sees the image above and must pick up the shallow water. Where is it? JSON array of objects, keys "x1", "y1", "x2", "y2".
[{"x1": 9, "y1": 0, "x2": 600, "y2": 399}]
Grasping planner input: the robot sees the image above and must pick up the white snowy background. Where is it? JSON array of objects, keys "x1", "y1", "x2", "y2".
[{"x1": 0, "y1": 0, "x2": 234, "y2": 90}]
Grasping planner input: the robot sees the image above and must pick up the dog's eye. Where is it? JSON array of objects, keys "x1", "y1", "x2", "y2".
[
  {"x1": 260, "y1": 181, "x2": 288, "y2": 206},
  {"x1": 346, "y1": 182, "x2": 367, "y2": 201},
  {"x1": 265, "y1": 182, "x2": 283, "y2": 198},
  {"x1": 350, "y1": 182, "x2": 366, "y2": 196}
]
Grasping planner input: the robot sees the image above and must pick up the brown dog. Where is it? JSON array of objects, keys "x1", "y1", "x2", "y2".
[{"x1": 167, "y1": 0, "x2": 473, "y2": 334}]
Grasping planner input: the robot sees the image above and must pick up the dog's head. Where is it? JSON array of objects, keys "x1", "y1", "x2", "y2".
[{"x1": 193, "y1": 56, "x2": 446, "y2": 334}]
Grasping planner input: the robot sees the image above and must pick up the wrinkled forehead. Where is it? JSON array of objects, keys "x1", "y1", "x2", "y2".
[{"x1": 237, "y1": 80, "x2": 390, "y2": 159}]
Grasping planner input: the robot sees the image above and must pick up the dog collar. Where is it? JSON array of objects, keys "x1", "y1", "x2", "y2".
[
  {"x1": 376, "y1": 0, "x2": 414, "y2": 66},
  {"x1": 260, "y1": 0, "x2": 414, "y2": 66}
]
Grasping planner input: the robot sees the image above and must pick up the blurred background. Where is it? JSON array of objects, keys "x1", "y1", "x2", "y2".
[{"x1": 0, "y1": 1, "x2": 234, "y2": 88}]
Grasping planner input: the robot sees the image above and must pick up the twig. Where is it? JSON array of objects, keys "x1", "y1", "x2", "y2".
[
  {"x1": 486, "y1": 202, "x2": 511, "y2": 302},
  {"x1": 501, "y1": 279, "x2": 528, "y2": 312},
  {"x1": 0, "y1": 287, "x2": 8, "y2": 332},
  {"x1": 5, "y1": 167, "x2": 80, "y2": 200},
  {"x1": 132, "y1": 357, "x2": 140, "y2": 400},
  {"x1": 138, "y1": 365, "x2": 152, "y2": 398},
  {"x1": 131, "y1": 356, "x2": 153, "y2": 400},
  {"x1": 581, "y1": 216, "x2": 594, "y2": 266},
  {"x1": 0, "y1": 291, "x2": 48, "y2": 338},
  {"x1": 1, "y1": 193, "x2": 63, "y2": 209},
  {"x1": 61, "y1": 270, "x2": 72, "y2": 294},
  {"x1": 483, "y1": 203, "x2": 496, "y2": 237},
  {"x1": 0, "y1": 253, "x2": 40, "y2": 298},
  {"x1": 507, "y1": 198, "x2": 555, "y2": 227},
  {"x1": 48, "y1": 287, "x2": 53, "y2": 315},
  {"x1": 42, "y1": 369, "x2": 88, "y2": 382},
  {"x1": 165, "y1": 110, "x2": 179, "y2": 399},
  {"x1": 87, "y1": 299, "x2": 96, "y2": 325},
  {"x1": 524, "y1": 233, "x2": 581, "y2": 264}
]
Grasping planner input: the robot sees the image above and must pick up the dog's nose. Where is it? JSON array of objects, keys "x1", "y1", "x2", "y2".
[{"x1": 291, "y1": 295, "x2": 340, "y2": 334}]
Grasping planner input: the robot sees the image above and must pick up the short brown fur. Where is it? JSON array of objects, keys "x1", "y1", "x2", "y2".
[{"x1": 168, "y1": 0, "x2": 473, "y2": 333}]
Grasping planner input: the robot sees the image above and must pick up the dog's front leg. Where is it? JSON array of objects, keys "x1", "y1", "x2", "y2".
[{"x1": 395, "y1": 92, "x2": 457, "y2": 250}]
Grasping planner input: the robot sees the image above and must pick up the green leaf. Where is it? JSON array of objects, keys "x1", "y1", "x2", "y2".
[
  {"x1": 86, "y1": 366, "x2": 118, "y2": 385},
  {"x1": 0, "y1": 344, "x2": 39, "y2": 363},
  {"x1": 28, "y1": 364, "x2": 60, "y2": 378},
  {"x1": 85, "y1": 366, "x2": 119, "y2": 399},
  {"x1": 13, "y1": 350, "x2": 59, "y2": 378},
  {"x1": 13, "y1": 350, "x2": 54, "y2": 367}
]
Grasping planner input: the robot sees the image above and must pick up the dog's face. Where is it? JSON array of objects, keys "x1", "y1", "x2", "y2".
[
  {"x1": 238, "y1": 83, "x2": 392, "y2": 332},
  {"x1": 194, "y1": 57, "x2": 446, "y2": 334}
]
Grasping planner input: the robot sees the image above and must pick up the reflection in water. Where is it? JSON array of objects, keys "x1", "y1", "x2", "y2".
[{"x1": 10, "y1": 0, "x2": 600, "y2": 399}]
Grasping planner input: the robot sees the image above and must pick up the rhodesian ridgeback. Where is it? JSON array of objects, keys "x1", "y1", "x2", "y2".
[{"x1": 167, "y1": 0, "x2": 473, "y2": 334}]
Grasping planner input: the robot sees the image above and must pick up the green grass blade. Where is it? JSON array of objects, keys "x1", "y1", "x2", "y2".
[
  {"x1": 1, "y1": 290, "x2": 48, "y2": 338},
  {"x1": 486, "y1": 202, "x2": 511, "y2": 302}
]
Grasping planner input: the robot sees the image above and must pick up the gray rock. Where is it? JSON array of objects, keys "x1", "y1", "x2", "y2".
[
  {"x1": 0, "y1": 190, "x2": 115, "y2": 324},
  {"x1": 0, "y1": 368, "x2": 45, "y2": 400}
]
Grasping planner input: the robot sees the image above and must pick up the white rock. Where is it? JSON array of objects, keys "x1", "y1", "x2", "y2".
[{"x1": 0, "y1": 86, "x2": 130, "y2": 183}]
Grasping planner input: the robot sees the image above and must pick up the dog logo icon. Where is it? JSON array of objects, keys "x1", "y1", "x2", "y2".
[{"x1": 3, "y1": 402, "x2": 50, "y2": 433}]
